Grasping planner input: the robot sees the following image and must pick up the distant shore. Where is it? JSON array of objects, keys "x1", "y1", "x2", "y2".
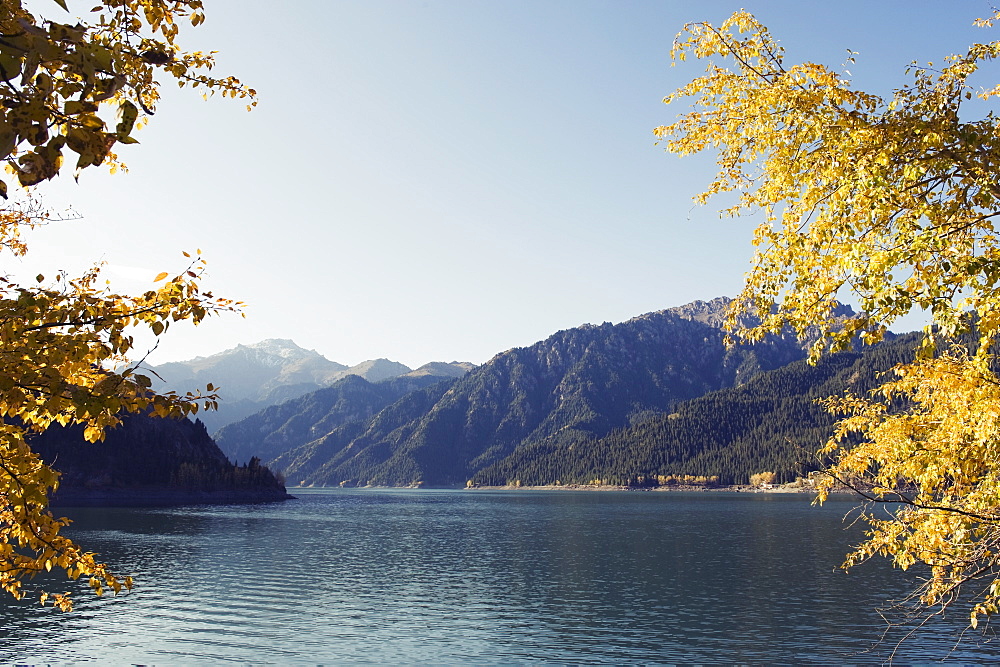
[
  {"x1": 464, "y1": 483, "x2": 818, "y2": 493},
  {"x1": 290, "y1": 482, "x2": 859, "y2": 495}
]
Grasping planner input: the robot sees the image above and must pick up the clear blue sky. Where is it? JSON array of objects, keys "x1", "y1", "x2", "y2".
[{"x1": 19, "y1": 0, "x2": 1000, "y2": 367}]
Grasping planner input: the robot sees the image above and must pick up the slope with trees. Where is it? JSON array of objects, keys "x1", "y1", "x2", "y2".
[
  {"x1": 261, "y1": 317, "x2": 915, "y2": 490},
  {"x1": 271, "y1": 298, "x2": 818, "y2": 487},
  {"x1": 29, "y1": 413, "x2": 289, "y2": 505},
  {"x1": 214, "y1": 371, "x2": 468, "y2": 465},
  {"x1": 472, "y1": 332, "x2": 920, "y2": 487}
]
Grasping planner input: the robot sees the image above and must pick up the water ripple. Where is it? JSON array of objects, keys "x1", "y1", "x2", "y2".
[{"x1": 0, "y1": 490, "x2": 996, "y2": 664}]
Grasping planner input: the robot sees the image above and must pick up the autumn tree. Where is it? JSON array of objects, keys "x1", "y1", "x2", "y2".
[
  {"x1": 0, "y1": 0, "x2": 253, "y2": 611},
  {"x1": 658, "y1": 10, "x2": 1000, "y2": 629}
]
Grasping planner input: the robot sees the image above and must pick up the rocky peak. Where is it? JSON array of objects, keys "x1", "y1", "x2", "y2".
[{"x1": 667, "y1": 297, "x2": 734, "y2": 328}]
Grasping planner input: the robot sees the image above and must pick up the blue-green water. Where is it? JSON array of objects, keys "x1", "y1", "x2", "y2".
[{"x1": 1, "y1": 489, "x2": 998, "y2": 663}]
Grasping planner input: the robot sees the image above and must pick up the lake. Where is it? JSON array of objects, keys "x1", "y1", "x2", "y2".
[{"x1": 1, "y1": 489, "x2": 997, "y2": 664}]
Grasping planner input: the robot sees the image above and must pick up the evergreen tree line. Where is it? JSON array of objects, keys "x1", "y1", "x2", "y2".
[{"x1": 470, "y1": 333, "x2": 921, "y2": 486}]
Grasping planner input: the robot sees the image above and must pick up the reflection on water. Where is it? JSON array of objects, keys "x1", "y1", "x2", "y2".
[{"x1": 1, "y1": 489, "x2": 997, "y2": 663}]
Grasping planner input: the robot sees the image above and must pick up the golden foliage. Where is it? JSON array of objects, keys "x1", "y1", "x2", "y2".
[
  {"x1": 0, "y1": 0, "x2": 249, "y2": 611},
  {"x1": 660, "y1": 10, "x2": 1000, "y2": 626},
  {"x1": 748, "y1": 471, "x2": 775, "y2": 487},
  {"x1": 818, "y1": 351, "x2": 1000, "y2": 626},
  {"x1": 0, "y1": 201, "x2": 242, "y2": 611},
  {"x1": 0, "y1": 0, "x2": 255, "y2": 190}
]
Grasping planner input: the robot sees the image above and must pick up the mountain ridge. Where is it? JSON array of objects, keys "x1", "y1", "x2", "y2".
[
  {"x1": 146, "y1": 339, "x2": 474, "y2": 433},
  {"x1": 249, "y1": 298, "x2": 828, "y2": 487}
]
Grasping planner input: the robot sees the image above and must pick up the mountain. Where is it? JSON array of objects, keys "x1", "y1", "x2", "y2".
[
  {"x1": 214, "y1": 371, "x2": 467, "y2": 464},
  {"x1": 267, "y1": 298, "x2": 828, "y2": 487},
  {"x1": 470, "y1": 331, "x2": 919, "y2": 487},
  {"x1": 29, "y1": 414, "x2": 292, "y2": 506},
  {"x1": 146, "y1": 340, "x2": 432, "y2": 434},
  {"x1": 147, "y1": 339, "x2": 348, "y2": 432},
  {"x1": 341, "y1": 358, "x2": 412, "y2": 383},
  {"x1": 401, "y1": 361, "x2": 476, "y2": 379},
  {"x1": 151, "y1": 339, "x2": 349, "y2": 400}
]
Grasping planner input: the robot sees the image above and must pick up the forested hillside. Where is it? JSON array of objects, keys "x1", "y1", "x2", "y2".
[
  {"x1": 215, "y1": 372, "x2": 463, "y2": 464},
  {"x1": 268, "y1": 299, "x2": 835, "y2": 487},
  {"x1": 471, "y1": 332, "x2": 920, "y2": 486},
  {"x1": 30, "y1": 414, "x2": 291, "y2": 505}
]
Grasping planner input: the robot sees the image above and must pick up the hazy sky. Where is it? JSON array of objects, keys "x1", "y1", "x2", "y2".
[{"x1": 18, "y1": 0, "x2": 1000, "y2": 367}]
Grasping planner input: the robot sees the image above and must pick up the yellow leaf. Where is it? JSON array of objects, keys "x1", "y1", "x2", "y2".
[
  {"x1": 662, "y1": 7, "x2": 1000, "y2": 628},
  {"x1": 0, "y1": 0, "x2": 257, "y2": 617}
]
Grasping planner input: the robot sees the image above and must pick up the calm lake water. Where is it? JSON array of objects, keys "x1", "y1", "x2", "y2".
[{"x1": 1, "y1": 489, "x2": 998, "y2": 664}]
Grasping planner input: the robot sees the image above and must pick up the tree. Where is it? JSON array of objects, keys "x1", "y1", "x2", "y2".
[
  {"x1": 657, "y1": 10, "x2": 1000, "y2": 629},
  {"x1": 0, "y1": 0, "x2": 253, "y2": 611},
  {"x1": 0, "y1": 0, "x2": 254, "y2": 192}
]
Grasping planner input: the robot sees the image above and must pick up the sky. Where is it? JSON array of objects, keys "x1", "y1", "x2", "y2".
[{"x1": 15, "y1": 0, "x2": 1000, "y2": 368}]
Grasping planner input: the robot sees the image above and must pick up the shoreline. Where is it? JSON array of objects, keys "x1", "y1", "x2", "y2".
[
  {"x1": 292, "y1": 482, "x2": 843, "y2": 494},
  {"x1": 463, "y1": 483, "x2": 818, "y2": 493}
]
